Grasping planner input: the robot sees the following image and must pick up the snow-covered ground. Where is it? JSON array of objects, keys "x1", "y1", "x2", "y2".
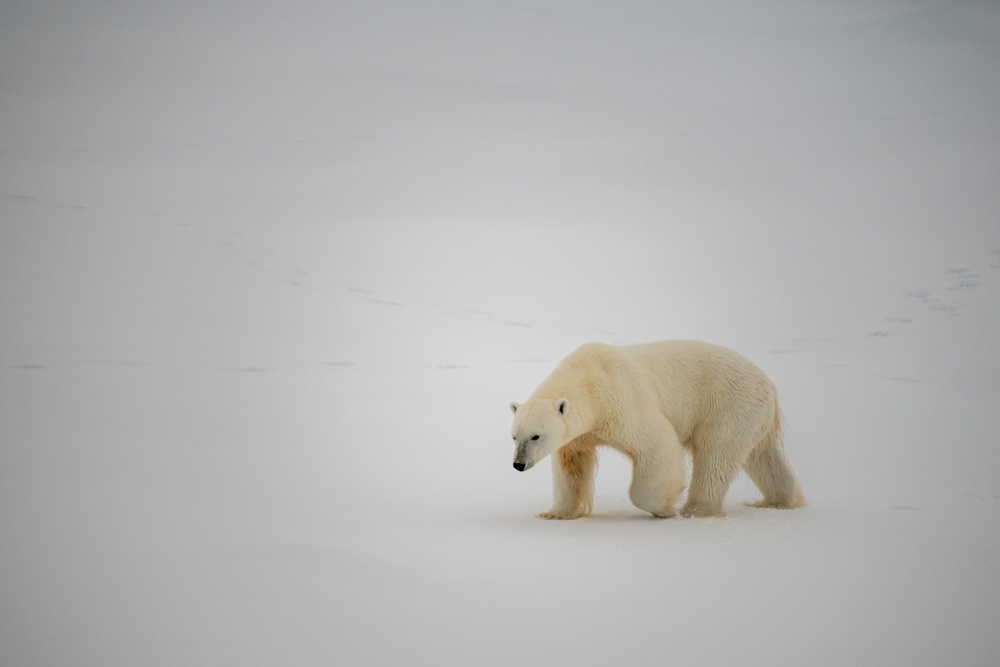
[{"x1": 2, "y1": 1, "x2": 999, "y2": 665}]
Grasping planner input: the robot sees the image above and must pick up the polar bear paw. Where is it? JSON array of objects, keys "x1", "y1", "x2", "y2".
[
  {"x1": 745, "y1": 495, "x2": 805, "y2": 510},
  {"x1": 536, "y1": 505, "x2": 591, "y2": 520}
]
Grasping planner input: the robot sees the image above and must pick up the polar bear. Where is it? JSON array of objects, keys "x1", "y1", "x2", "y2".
[{"x1": 509, "y1": 340, "x2": 804, "y2": 519}]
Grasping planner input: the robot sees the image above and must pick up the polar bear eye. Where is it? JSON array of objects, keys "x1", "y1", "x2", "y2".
[{"x1": 531, "y1": 434, "x2": 540, "y2": 441}]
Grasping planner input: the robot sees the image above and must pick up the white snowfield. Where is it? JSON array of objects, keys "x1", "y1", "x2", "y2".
[{"x1": 1, "y1": 2, "x2": 998, "y2": 665}]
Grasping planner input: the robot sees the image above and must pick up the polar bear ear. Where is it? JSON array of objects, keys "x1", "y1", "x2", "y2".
[
  {"x1": 556, "y1": 398, "x2": 568, "y2": 415},
  {"x1": 510, "y1": 402, "x2": 521, "y2": 415}
]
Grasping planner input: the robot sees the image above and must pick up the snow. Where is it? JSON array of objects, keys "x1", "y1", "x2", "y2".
[{"x1": 2, "y1": 1, "x2": 999, "y2": 665}]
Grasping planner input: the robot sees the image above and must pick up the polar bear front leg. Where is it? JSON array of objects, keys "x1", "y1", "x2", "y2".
[
  {"x1": 537, "y1": 438, "x2": 597, "y2": 520},
  {"x1": 626, "y1": 423, "x2": 686, "y2": 518}
]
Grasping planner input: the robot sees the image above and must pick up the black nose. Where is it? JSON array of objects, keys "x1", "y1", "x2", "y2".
[{"x1": 513, "y1": 462, "x2": 526, "y2": 471}]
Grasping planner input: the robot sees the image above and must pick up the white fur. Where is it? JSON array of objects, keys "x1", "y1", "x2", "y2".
[{"x1": 510, "y1": 340, "x2": 805, "y2": 519}]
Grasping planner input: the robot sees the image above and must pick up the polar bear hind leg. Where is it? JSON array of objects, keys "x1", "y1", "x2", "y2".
[
  {"x1": 743, "y1": 406, "x2": 806, "y2": 509},
  {"x1": 682, "y1": 440, "x2": 745, "y2": 518}
]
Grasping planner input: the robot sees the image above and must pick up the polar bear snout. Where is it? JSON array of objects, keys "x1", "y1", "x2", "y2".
[{"x1": 513, "y1": 444, "x2": 534, "y2": 471}]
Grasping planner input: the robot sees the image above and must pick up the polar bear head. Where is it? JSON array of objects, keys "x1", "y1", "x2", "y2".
[{"x1": 509, "y1": 398, "x2": 569, "y2": 471}]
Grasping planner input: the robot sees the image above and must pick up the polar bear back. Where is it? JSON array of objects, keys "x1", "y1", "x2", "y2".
[
  {"x1": 623, "y1": 340, "x2": 776, "y2": 442},
  {"x1": 532, "y1": 340, "x2": 777, "y2": 447}
]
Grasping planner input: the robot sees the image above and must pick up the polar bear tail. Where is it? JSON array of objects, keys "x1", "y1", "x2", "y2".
[{"x1": 743, "y1": 402, "x2": 806, "y2": 510}]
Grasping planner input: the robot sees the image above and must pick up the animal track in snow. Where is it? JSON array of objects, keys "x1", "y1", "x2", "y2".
[
  {"x1": 200, "y1": 225, "x2": 627, "y2": 346},
  {"x1": 866, "y1": 330, "x2": 898, "y2": 338},
  {"x1": 903, "y1": 290, "x2": 960, "y2": 317},
  {"x1": 855, "y1": 246, "x2": 998, "y2": 357},
  {"x1": 944, "y1": 267, "x2": 981, "y2": 292},
  {"x1": 1, "y1": 191, "x2": 86, "y2": 211},
  {"x1": 365, "y1": 297, "x2": 403, "y2": 307},
  {"x1": 962, "y1": 493, "x2": 1000, "y2": 502}
]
